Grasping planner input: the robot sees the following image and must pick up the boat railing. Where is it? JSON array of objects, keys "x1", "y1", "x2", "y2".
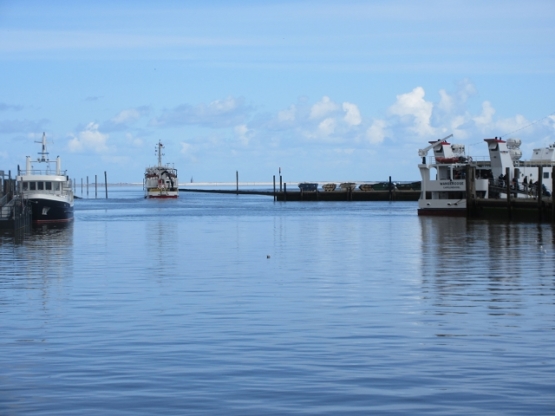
[
  {"x1": 18, "y1": 168, "x2": 68, "y2": 176},
  {"x1": 0, "y1": 194, "x2": 8, "y2": 207},
  {"x1": 514, "y1": 160, "x2": 555, "y2": 168},
  {"x1": 429, "y1": 155, "x2": 490, "y2": 165}
]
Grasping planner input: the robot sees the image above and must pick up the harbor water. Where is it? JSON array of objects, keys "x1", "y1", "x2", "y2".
[{"x1": 1, "y1": 188, "x2": 554, "y2": 415}]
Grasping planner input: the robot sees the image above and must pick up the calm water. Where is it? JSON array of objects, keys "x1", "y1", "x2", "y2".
[{"x1": 1, "y1": 188, "x2": 554, "y2": 415}]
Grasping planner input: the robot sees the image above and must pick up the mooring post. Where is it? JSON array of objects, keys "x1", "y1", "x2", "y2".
[
  {"x1": 466, "y1": 165, "x2": 471, "y2": 218},
  {"x1": 273, "y1": 175, "x2": 276, "y2": 202},
  {"x1": 104, "y1": 171, "x2": 108, "y2": 199},
  {"x1": 506, "y1": 167, "x2": 511, "y2": 220},
  {"x1": 388, "y1": 176, "x2": 392, "y2": 201},
  {"x1": 280, "y1": 175, "x2": 282, "y2": 192},
  {"x1": 514, "y1": 168, "x2": 520, "y2": 198},
  {"x1": 552, "y1": 167, "x2": 555, "y2": 223},
  {"x1": 538, "y1": 166, "x2": 543, "y2": 221},
  {"x1": 284, "y1": 183, "x2": 287, "y2": 202},
  {"x1": 87, "y1": 176, "x2": 89, "y2": 198},
  {"x1": 81, "y1": 178, "x2": 83, "y2": 195},
  {"x1": 95, "y1": 174, "x2": 98, "y2": 199},
  {"x1": 236, "y1": 171, "x2": 239, "y2": 194}
]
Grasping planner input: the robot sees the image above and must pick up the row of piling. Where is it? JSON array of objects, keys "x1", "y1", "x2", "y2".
[{"x1": 466, "y1": 165, "x2": 555, "y2": 222}]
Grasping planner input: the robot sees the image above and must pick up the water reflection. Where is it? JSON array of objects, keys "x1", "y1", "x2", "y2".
[
  {"x1": 0, "y1": 222, "x2": 74, "y2": 309},
  {"x1": 144, "y1": 219, "x2": 179, "y2": 281},
  {"x1": 419, "y1": 217, "x2": 554, "y2": 316}
]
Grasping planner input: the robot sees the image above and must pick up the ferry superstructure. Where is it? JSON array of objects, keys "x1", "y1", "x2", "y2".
[
  {"x1": 16, "y1": 133, "x2": 74, "y2": 223},
  {"x1": 417, "y1": 135, "x2": 554, "y2": 216},
  {"x1": 144, "y1": 141, "x2": 179, "y2": 198}
]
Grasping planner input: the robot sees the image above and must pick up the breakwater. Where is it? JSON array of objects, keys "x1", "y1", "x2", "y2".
[{"x1": 179, "y1": 188, "x2": 420, "y2": 201}]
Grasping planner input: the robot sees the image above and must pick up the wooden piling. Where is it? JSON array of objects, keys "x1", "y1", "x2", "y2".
[
  {"x1": 466, "y1": 165, "x2": 475, "y2": 218},
  {"x1": 95, "y1": 174, "x2": 98, "y2": 199},
  {"x1": 506, "y1": 167, "x2": 511, "y2": 220},
  {"x1": 388, "y1": 176, "x2": 392, "y2": 201},
  {"x1": 104, "y1": 171, "x2": 108, "y2": 199},
  {"x1": 236, "y1": 171, "x2": 239, "y2": 194},
  {"x1": 552, "y1": 167, "x2": 555, "y2": 222},
  {"x1": 273, "y1": 175, "x2": 276, "y2": 202},
  {"x1": 538, "y1": 166, "x2": 543, "y2": 221},
  {"x1": 284, "y1": 183, "x2": 287, "y2": 202}
]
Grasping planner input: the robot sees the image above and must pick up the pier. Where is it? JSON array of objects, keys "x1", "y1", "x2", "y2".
[
  {"x1": 0, "y1": 170, "x2": 31, "y2": 232},
  {"x1": 466, "y1": 165, "x2": 555, "y2": 222},
  {"x1": 180, "y1": 187, "x2": 420, "y2": 202}
]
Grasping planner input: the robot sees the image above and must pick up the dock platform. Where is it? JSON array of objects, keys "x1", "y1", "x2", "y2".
[{"x1": 180, "y1": 188, "x2": 420, "y2": 201}]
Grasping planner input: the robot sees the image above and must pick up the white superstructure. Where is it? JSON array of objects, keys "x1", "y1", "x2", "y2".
[
  {"x1": 144, "y1": 141, "x2": 179, "y2": 198},
  {"x1": 417, "y1": 135, "x2": 555, "y2": 216},
  {"x1": 16, "y1": 133, "x2": 74, "y2": 223}
]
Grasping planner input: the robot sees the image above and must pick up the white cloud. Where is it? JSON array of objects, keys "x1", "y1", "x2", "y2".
[
  {"x1": 68, "y1": 122, "x2": 109, "y2": 153},
  {"x1": 473, "y1": 101, "x2": 495, "y2": 127},
  {"x1": 125, "y1": 133, "x2": 143, "y2": 147},
  {"x1": 278, "y1": 105, "x2": 296, "y2": 122},
  {"x1": 318, "y1": 118, "x2": 336, "y2": 136},
  {"x1": 456, "y1": 79, "x2": 477, "y2": 103},
  {"x1": 153, "y1": 96, "x2": 250, "y2": 128},
  {"x1": 389, "y1": 87, "x2": 434, "y2": 136},
  {"x1": 234, "y1": 124, "x2": 252, "y2": 145},
  {"x1": 342, "y1": 102, "x2": 361, "y2": 126},
  {"x1": 180, "y1": 142, "x2": 191, "y2": 154},
  {"x1": 310, "y1": 96, "x2": 339, "y2": 120},
  {"x1": 438, "y1": 89, "x2": 453, "y2": 113},
  {"x1": 112, "y1": 109, "x2": 142, "y2": 124},
  {"x1": 366, "y1": 119, "x2": 387, "y2": 144}
]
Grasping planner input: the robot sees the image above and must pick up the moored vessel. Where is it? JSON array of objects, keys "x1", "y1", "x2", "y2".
[
  {"x1": 298, "y1": 182, "x2": 318, "y2": 191},
  {"x1": 417, "y1": 134, "x2": 555, "y2": 216},
  {"x1": 144, "y1": 141, "x2": 179, "y2": 198},
  {"x1": 339, "y1": 182, "x2": 356, "y2": 191},
  {"x1": 16, "y1": 133, "x2": 74, "y2": 224}
]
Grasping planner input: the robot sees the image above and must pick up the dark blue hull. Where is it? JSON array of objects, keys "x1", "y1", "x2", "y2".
[{"x1": 30, "y1": 198, "x2": 74, "y2": 224}]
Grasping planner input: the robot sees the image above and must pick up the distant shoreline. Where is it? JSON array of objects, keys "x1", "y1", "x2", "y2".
[{"x1": 80, "y1": 180, "x2": 418, "y2": 187}]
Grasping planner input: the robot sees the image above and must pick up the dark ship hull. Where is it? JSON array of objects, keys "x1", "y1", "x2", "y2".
[{"x1": 30, "y1": 198, "x2": 74, "y2": 224}]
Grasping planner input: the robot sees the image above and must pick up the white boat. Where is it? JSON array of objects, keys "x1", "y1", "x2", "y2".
[
  {"x1": 322, "y1": 183, "x2": 337, "y2": 192},
  {"x1": 417, "y1": 134, "x2": 554, "y2": 216},
  {"x1": 144, "y1": 141, "x2": 179, "y2": 198},
  {"x1": 339, "y1": 182, "x2": 356, "y2": 191},
  {"x1": 16, "y1": 133, "x2": 74, "y2": 224}
]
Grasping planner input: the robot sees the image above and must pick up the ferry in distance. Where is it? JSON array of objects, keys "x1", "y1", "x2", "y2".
[{"x1": 144, "y1": 140, "x2": 179, "y2": 198}]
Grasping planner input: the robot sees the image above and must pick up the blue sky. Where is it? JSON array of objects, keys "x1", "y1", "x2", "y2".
[{"x1": 1, "y1": 0, "x2": 554, "y2": 184}]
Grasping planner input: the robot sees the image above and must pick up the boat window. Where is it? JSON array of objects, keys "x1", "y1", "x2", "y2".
[
  {"x1": 54, "y1": 182, "x2": 61, "y2": 191},
  {"x1": 37, "y1": 182, "x2": 44, "y2": 190},
  {"x1": 544, "y1": 172, "x2": 549, "y2": 179},
  {"x1": 29, "y1": 182, "x2": 36, "y2": 190},
  {"x1": 45, "y1": 181, "x2": 52, "y2": 190},
  {"x1": 22, "y1": 182, "x2": 28, "y2": 191}
]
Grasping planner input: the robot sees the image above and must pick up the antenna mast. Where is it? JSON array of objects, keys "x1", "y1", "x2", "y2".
[{"x1": 35, "y1": 132, "x2": 49, "y2": 162}]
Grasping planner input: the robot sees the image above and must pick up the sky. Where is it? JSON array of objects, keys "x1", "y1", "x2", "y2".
[{"x1": 1, "y1": 0, "x2": 554, "y2": 184}]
